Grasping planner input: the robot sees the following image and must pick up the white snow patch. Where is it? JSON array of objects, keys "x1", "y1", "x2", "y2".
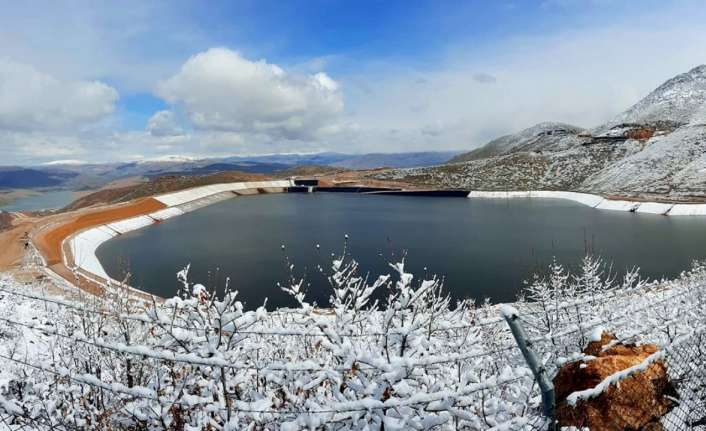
[
  {"x1": 589, "y1": 326, "x2": 604, "y2": 342},
  {"x1": 499, "y1": 305, "x2": 519, "y2": 319}
]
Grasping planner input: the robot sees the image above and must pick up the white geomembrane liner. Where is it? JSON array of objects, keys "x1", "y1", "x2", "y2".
[
  {"x1": 466, "y1": 190, "x2": 706, "y2": 216},
  {"x1": 635, "y1": 202, "x2": 674, "y2": 215},
  {"x1": 65, "y1": 180, "x2": 297, "y2": 284},
  {"x1": 69, "y1": 227, "x2": 117, "y2": 279},
  {"x1": 596, "y1": 199, "x2": 640, "y2": 212},
  {"x1": 156, "y1": 181, "x2": 258, "y2": 206},
  {"x1": 149, "y1": 207, "x2": 185, "y2": 221},
  {"x1": 668, "y1": 204, "x2": 706, "y2": 216},
  {"x1": 532, "y1": 191, "x2": 604, "y2": 207},
  {"x1": 468, "y1": 190, "x2": 603, "y2": 207},
  {"x1": 106, "y1": 215, "x2": 155, "y2": 234},
  {"x1": 468, "y1": 191, "x2": 530, "y2": 198}
]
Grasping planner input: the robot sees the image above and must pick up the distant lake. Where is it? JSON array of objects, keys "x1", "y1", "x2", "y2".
[
  {"x1": 97, "y1": 193, "x2": 706, "y2": 309},
  {"x1": 0, "y1": 189, "x2": 77, "y2": 212}
]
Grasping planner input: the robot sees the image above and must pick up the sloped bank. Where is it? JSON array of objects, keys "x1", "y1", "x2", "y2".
[
  {"x1": 467, "y1": 191, "x2": 706, "y2": 216},
  {"x1": 61, "y1": 180, "x2": 292, "y2": 290}
]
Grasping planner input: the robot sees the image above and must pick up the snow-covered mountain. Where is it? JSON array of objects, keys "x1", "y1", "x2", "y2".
[
  {"x1": 380, "y1": 64, "x2": 706, "y2": 201},
  {"x1": 449, "y1": 122, "x2": 586, "y2": 163},
  {"x1": 606, "y1": 64, "x2": 706, "y2": 127}
]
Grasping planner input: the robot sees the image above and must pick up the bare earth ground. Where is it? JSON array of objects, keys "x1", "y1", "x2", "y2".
[
  {"x1": 0, "y1": 216, "x2": 34, "y2": 268},
  {"x1": 35, "y1": 197, "x2": 166, "y2": 265}
]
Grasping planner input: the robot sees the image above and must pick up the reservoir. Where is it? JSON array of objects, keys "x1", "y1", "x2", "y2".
[
  {"x1": 0, "y1": 189, "x2": 77, "y2": 212},
  {"x1": 97, "y1": 193, "x2": 706, "y2": 309}
]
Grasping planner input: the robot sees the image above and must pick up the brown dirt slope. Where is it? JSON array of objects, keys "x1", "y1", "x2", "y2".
[
  {"x1": 0, "y1": 221, "x2": 33, "y2": 269},
  {"x1": 36, "y1": 197, "x2": 166, "y2": 265},
  {"x1": 66, "y1": 172, "x2": 271, "y2": 210}
]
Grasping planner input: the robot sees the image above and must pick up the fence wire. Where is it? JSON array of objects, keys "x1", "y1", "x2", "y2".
[
  {"x1": 553, "y1": 326, "x2": 706, "y2": 430},
  {"x1": 1, "y1": 266, "x2": 705, "y2": 430}
]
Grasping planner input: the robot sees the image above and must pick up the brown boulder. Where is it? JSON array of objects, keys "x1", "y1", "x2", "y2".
[
  {"x1": 554, "y1": 332, "x2": 676, "y2": 430},
  {"x1": 624, "y1": 127, "x2": 655, "y2": 140}
]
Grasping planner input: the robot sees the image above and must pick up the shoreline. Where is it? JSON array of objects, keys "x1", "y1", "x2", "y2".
[
  {"x1": 36, "y1": 180, "x2": 292, "y2": 297},
  {"x1": 18, "y1": 184, "x2": 706, "y2": 300},
  {"x1": 467, "y1": 191, "x2": 706, "y2": 215}
]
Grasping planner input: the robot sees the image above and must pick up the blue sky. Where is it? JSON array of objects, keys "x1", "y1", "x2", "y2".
[{"x1": 1, "y1": 0, "x2": 705, "y2": 164}]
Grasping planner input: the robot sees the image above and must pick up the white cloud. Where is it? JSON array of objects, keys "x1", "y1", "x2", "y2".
[
  {"x1": 0, "y1": 58, "x2": 118, "y2": 131},
  {"x1": 341, "y1": 16, "x2": 706, "y2": 152},
  {"x1": 155, "y1": 48, "x2": 344, "y2": 140},
  {"x1": 146, "y1": 110, "x2": 184, "y2": 137}
]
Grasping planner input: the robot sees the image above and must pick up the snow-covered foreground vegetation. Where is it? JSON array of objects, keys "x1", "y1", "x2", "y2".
[{"x1": 0, "y1": 254, "x2": 705, "y2": 430}]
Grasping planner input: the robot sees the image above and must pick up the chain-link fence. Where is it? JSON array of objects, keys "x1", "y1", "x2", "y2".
[
  {"x1": 504, "y1": 261, "x2": 706, "y2": 431},
  {"x1": 1, "y1": 257, "x2": 706, "y2": 430}
]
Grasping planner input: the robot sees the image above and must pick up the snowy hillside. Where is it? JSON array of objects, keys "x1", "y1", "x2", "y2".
[
  {"x1": 606, "y1": 64, "x2": 706, "y2": 127},
  {"x1": 449, "y1": 123, "x2": 585, "y2": 164},
  {"x1": 379, "y1": 64, "x2": 706, "y2": 200},
  {"x1": 582, "y1": 124, "x2": 706, "y2": 198}
]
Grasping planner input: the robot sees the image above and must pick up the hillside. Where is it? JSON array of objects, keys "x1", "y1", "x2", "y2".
[
  {"x1": 0, "y1": 167, "x2": 77, "y2": 189},
  {"x1": 0, "y1": 151, "x2": 460, "y2": 193},
  {"x1": 449, "y1": 122, "x2": 586, "y2": 163},
  {"x1": 377, "y1": 65, "x2": 706, "y2": 201},
  {"x1": 605, "y1": 64, "x2": 706, "y2": 127}
]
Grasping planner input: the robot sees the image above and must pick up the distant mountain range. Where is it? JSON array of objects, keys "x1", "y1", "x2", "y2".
[
  {"x1": 378, "y1": 64, "x2": 706, "y2": 201},
  {"x1": 0, "y1": 151, "x2": 461, "y2": 190}
]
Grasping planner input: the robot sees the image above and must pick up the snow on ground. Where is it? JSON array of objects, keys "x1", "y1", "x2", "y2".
[
  {"x1": 0, "y1": 253, "x2": 704, "y2": 430},
  {"x1": 375, "y1": 66, "x2": 706, "y2": 201}
]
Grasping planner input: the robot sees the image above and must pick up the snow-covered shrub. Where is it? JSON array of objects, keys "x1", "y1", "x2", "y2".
[
  {"x1": 517, "y1": 256, "x2": 706, "y2": 376},
  {"x1": 0, "y1": 255, "x2": 537, "y2": 430},
  {"x1": 1, "y1": 256, "x2": 705, "y2": 430}
]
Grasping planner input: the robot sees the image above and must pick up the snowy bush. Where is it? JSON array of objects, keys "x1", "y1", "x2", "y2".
[{"x1": 0, "y1": 255, "x2": 705, "y2": 430}]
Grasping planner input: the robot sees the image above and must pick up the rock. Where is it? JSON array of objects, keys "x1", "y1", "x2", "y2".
[{"x1": 554, "y1": 332, "x2": 677, "y2": 430}]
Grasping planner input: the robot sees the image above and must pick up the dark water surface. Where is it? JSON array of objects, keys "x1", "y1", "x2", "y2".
[{"x1": 97, "y1": 193, "x2": 706, "y2": 309}]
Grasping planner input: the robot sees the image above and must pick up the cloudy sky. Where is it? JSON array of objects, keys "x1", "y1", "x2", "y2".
[{"x1": 1, "y1": 0, "x2": 705, "y2": 165}]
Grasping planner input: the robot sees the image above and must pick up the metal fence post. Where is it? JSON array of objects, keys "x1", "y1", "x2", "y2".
[{"x1": 501, "y1": 306, "x2": 556, "y2": 427}]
